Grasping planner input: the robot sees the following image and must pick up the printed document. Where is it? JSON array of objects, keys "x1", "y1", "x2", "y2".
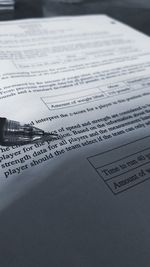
[
  {"x1": 1, "y1": 15, "x2": 150, "y2": 266},
  {"x1": 0, "y1": 15, "x2": 150, "y2": 208}
]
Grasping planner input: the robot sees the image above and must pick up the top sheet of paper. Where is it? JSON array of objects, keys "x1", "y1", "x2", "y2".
[{"x1": 0, "y1": 14, "x2": 150, "y2": 204}]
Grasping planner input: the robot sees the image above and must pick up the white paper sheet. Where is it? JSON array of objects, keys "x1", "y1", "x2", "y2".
[{"x1": 0, "y1": 15, "x2": 150, "y2": 210}]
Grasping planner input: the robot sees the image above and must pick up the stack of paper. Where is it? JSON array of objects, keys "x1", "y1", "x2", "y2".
[{"x1": 0, "y1": 0, "x2": 14, "y2": 10}]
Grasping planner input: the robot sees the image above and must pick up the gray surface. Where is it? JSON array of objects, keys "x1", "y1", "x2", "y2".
[{"x1": 0, "y1": 161, "x2": 150, "y2": 267}]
